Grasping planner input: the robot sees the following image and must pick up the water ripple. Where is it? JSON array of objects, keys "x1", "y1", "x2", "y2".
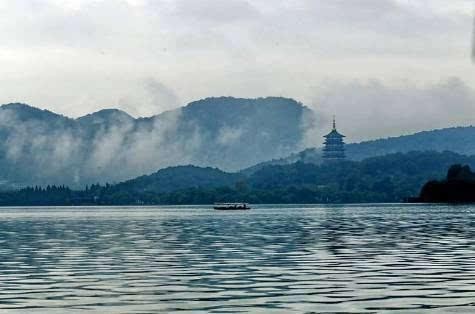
[{"x1": 0, "y1": 204, "x2": 474, "y2": 313}]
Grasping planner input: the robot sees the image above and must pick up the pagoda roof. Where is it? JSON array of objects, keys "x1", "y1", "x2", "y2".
[{"x1": 324, "y1": 129, "x2": 345, "y2": 138}]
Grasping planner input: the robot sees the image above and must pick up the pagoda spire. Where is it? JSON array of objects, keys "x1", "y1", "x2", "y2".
[{"x1": 332, "y1": 115, "x2": 336, "y2": 130}]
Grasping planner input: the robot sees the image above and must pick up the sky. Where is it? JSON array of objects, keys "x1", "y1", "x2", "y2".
[{"x1": 0, "y1": 0, "x2": 474, "y2": 142}]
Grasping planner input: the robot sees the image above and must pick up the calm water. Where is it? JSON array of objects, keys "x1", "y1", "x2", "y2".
[{"x1": 1, "y1": 204, "x2": 475, "y2": 313}]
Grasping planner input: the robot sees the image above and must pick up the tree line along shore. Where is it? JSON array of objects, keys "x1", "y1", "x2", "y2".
[{"x1": 1, "y1": 151, "x2": 474, "y2": 206}]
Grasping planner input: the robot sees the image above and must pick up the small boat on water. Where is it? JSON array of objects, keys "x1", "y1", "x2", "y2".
[{"x1": 213, "y1": 203, "x2": 251, "y2": 210}]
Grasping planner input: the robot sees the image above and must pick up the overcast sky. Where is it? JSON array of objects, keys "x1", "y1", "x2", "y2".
[{"x1": 0, "y1": 0, "x2": 474, "y2": 141}]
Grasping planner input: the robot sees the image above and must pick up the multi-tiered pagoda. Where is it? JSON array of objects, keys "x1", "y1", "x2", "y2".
[{"x1": 323, "y1": 117, "x2": 345, "y2": 161}]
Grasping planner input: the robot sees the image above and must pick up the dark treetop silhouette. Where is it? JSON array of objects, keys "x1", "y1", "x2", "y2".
[{"x1": 415, "y1": 164, "x2": 475, "y2": 203}]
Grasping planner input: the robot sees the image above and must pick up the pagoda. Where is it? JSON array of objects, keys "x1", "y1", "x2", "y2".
[{"x1": 323, "y1": 116, "x2": 345, "y2": 161}]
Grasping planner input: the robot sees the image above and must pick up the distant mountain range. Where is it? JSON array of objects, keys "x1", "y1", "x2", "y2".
[
  {"x1": 2, "y1": 96, "x2": 475, "y2": 189},
  {"x1": 244, "y1": 126, "x2": 475, "y2": 174},
  {"x1": 0, "y1": 97, "x2": 313, "y2": 188}
]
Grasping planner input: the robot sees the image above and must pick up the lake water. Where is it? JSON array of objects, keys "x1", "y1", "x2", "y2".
[{"x1": 1, "y1": 204, "x2": 475, "y2": 313}]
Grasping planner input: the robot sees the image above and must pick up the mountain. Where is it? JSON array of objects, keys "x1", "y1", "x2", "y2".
[
  {"x1": 243, "y1": 126, "x2": 475, "y2": 174},
  {"x1": 4, "y1": 97, "x2": 475, "y2": 190},
  {"x1": 0, "y1": 103, "x2": 72, "y2": 124},
  {"x1": 2, "y1": 151, "x2": 475, "y2": 206},
  {"x1": 345, "y1": 126, "x2": 475, "y2": 160},
  {"x1": 0, "y1": 103, "x2": 79, "y2": 188},
  {"x1": 0, "y1": 97, "x2": 313, "y2": 188},
  {"x1": 176, "y1": 97, "x2": 311, "y2": 169}
]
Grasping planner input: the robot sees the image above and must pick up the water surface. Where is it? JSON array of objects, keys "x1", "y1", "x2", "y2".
[{"x1": 1, "y1": 204, "x2": 475, "y2": 313}]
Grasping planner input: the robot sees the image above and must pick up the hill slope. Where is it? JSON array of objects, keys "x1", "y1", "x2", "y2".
[
  {"x1": 244, "y1": 126, "x2": 475, "y2": 174},
  {"x1": 114, "y1": 165, "x2": 243, "y2": 194},
  {"x1": 346, "y1": 126, "x2": 475, "y2": 160},
  {"x1": 0, "y1": 97, "x2": 313, "y2": 187}
]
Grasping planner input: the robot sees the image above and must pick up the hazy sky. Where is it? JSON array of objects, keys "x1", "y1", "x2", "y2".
[{"x1": 0, "y1": 0, "x2": 474, "y2": 141}]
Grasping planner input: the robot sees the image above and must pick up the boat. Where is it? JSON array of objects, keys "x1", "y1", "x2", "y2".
[{"x1": 213, "y1": 203, "x2": 251, "y2": 210}]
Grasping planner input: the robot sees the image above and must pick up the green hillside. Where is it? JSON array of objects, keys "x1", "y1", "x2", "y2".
[{"x1": 1, "y1": 151, "x2": 474, "y2": 205}]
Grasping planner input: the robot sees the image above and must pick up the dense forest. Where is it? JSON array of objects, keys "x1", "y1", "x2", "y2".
[{"x1": 0, "y1": 150, "x2": 474, "y2": 206}]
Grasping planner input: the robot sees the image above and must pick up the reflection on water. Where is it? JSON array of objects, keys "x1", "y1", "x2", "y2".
[{"x1": 1, "y1": 204, "x2": 475, "y2": 313}]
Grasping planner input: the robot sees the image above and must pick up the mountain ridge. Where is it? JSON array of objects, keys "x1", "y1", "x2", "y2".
[
  {"x1": 243, "y1": 125, "x2": 475, "y2": 174},
  {"x1": 3, "y1": 97, "x2": 475, "y2": 189},
  {"x1": 0, "y1": 97, "x2": 313, "y2": 187},
  {"x1": 2, "y1": 96, "x2": 309, "y2": 122}
]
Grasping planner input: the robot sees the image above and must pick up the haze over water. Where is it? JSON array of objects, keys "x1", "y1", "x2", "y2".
[{"x1": 1, "y1": 205, "x2": 475, "y2": 313}]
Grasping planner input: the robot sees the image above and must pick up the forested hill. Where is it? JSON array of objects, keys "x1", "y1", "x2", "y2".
[
  {"x1": 114, "y1": 166, "x2": 243, "y2": 194},
  {"x1": 346, "y1": 126, "x2": 475, "y2": 160},
  {"x1": 2, "y1": 151, "x2": 475, "y2": 205},
  {"x1": 243, "y1": 126, "x2": 475, "y2": 174},
  {"x1": 0, "y1": 97, "x2": 313, "y2": 188}
]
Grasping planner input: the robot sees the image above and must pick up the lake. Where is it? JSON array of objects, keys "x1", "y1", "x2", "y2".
[{"x1": 1, "y1": 204, "x2": 475, "y2": 313}]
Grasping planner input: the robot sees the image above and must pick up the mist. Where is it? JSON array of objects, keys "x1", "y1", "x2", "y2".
[
  {"x1": 0, "y1": 0, "x2": 473, "y2": 135},
  {"x1": 308, "y1": 77, "x2": 475, "y2": 145},
  {"x1": 0, "y1": 0, "x2": 474, "y2": 188},
  {"x1": 0, "y1": 97, "x2": 311, "y2": 188}
]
